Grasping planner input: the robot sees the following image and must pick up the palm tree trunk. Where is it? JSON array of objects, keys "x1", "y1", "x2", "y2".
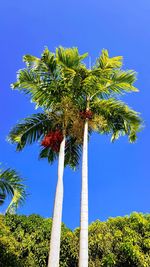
[
  {"x1": 79, "y1": 119, "x2": 88, "y2": 267},
  {"x1": 48, "y1": 135, "x2": 66, "y2": 267}
]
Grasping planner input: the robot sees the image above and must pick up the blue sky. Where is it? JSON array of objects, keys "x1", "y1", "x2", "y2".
[{"x1": 0, "y1": 0, "x2": 150, "y2": 229}]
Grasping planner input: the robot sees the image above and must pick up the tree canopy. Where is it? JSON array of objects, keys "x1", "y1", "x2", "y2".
[
  {"x1": 11, "y1": 47, "x2": 142, "y2": 144},
  {"x1": 0, "y1": 213, "x2": 150, "y2": 267}
]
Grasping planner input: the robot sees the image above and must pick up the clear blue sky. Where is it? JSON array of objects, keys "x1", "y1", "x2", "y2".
[{"x1": 0, "y1": 0, "x2": 150, "y2": 229}]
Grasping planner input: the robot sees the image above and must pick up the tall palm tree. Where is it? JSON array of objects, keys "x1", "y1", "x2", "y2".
[
  {"x1": 8, "y1": 106, "x2": 82, "y2": 267},
  {"x1": 79, "y1": 52, "x2": 142, "y2": 267},
  {"x1": 54, "y1": 48, "x2": 142, "y2": 267},
  {"x1": 10, "y1": 47, "x2": 86, "y2": 267},
  {"x1": 0, "y1": 167, "x2": 26, "y2": 214}
]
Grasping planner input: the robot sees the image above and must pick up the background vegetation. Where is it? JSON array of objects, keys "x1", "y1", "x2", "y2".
[{"x1": 0, "y1": 212, "x2": 150, "y2": 267}]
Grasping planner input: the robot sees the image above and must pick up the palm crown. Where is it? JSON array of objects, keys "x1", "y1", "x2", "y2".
[{"x1": 11, "y1": 47, "x2": 142, "y2": 143}]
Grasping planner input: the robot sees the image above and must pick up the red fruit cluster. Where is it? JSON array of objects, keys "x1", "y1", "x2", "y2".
[
  {"x1": 80, "y1": 110, "x2": 93, "y2": 120},
  {"x1": 41, "y1": 130, "x2": 63, "y2": 152}
]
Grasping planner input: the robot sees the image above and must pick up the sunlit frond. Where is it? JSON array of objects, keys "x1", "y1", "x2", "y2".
[
  {"x1": 56, "y1": 46, "x2": 88, "y2": 68},
  {"x1": 11, "y1": 69, "x2": 40, "y2": 92},
  {"x1": 91, "y1": 98, "x2": 142, "y2": 142},
  {"x1": 23, "y1": 54, "x2": 41, "y2": 68},
  {"x1": 95, "y1": 49, "x2": 123, "y2": 69}
]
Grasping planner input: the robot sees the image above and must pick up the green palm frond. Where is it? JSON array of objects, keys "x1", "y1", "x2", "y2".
[
  {"x1": 23, "y1": 48, "x2": 57, "y2": 74},
  {"x1": 40, "y1": 47, "x2": 57, "y2": 73},
  {"x1": 91, "y1": 98, "x2": 142, "y2": 142},
  {"x1": 89, "y1": 72, "x2": 138, "y2": 98},
  {"x1": 8, "y1": 113, "x2": 54, "y2": 151},
  {"x1": 11, "y1": 69, "x2": 71, "y2": 110},
  {"x1": 11, "y1": 66, "x2": 68, "y2": 109},
  {"x1": 8, "y1": 112, "x2": 60, "y2": 165},
  {"x1": 65, "y1": 137, "x2": 82, "y2": 169},
  {"x1": 0, "y1": 170, "x2": 14, "y2": 200},
  {"x1": 112, "y1": 70, "x2": 136, "y2": 84},
  {"x1": 95, "y1": 49, "x2": 123, "y2": 70},
  {"x1": 0, "y1": 168, "x2": 26, "y2": 214},
  {"x1": 108, "y1": 70, "x2": 138, "y2": 93},
  {"x1": 56, "y1": 46, "x2": 88, "y2": 68},
  {"x1": 23, "y1": 54, "x2": 41, "y2": 68},
  {"x1": 90, "y1": 50, "x2": 138, "y2": 97},
  {"x1": 39, "y1": 146, "x2": 58, "y2": 164}
]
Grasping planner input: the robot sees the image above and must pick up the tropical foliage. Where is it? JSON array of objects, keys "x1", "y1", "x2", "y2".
[
  {"x1": 0, "y1": 167, "x2": 26, "y2": 214},
  {"x1": 10, "y1": 47, "x2": 142, "y2": 142},
  {"x1": 0, "y1": 213, "x2": 150, "y2": 267}
]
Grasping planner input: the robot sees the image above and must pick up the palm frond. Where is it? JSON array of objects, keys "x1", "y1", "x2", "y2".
[
  {"x1": 23, "y1": 54, "x2": 41, "y2": 68},
  {"x1": 0, "y1": 168, "x2": 26, "y2": 214},
  {"x1": 39, "y1": 146, "x2": 58, "y2": 164},
  {"x1": 8, "y1": 113, "x2": 54, "y2": 151},
  {"x1": 91, "y1": 98, "x2": 142, "y2": 142},
  {"x1": 23, "y1": 48, "x2": 57, "y2": 75},
  {"x1": 0, "y1": 192, "x2": 6, "y2": 205},
  {"x1": 95, "y1": 49, "x2": 123, "y2": 69},
  {"x1": 65, "y1": 137, "x2": 82, "y2": 169},
  {"x1": 11, "y1": 67, "x2": 68, "y2": 109},
  {"x1": 109, "y1": 70, "x2": 138, "y2": 93},
  {"x1": 90, "y1": 51, "x2": 138, "y2": 97},
  {"x1": 56, "y1": 46, "x2": 88, "y2": 68},
  {"x1": 40, "y1": 47, "x2": 57, "y2": 73}
]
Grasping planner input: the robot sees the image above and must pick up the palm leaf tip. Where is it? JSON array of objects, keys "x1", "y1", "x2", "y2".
[
  {"x1": 23, "y1": 54, "x2": 40, "y2": 68},
  {"x1": 56, "y1": 46, "x2": 88, "y2": 68},
  {"x1": 96, "y1": 49, "x2": 123, "y2": 69}
]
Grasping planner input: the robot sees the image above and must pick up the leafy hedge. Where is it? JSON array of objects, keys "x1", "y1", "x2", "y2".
[{"x1": 0, "y1": 213, "x2": 150, "y2": 266}]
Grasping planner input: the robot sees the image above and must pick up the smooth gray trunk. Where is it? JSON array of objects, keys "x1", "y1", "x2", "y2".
[
  {"x1": 79, "y1": 120, "x2": 88, "y2": 267},
  {"x1": 48, "y1": 136, "x2": 66, "y2": 267}
]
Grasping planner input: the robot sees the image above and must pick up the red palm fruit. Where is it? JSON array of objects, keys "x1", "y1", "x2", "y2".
[
  {"x1": 41, "y1": 130, "x2": 63, "y2": 151},
  {"x1": 86, "y1": 110, "x2": 93, "y2": 119},
  {"x1": 80, "y1": 110, "x2": 93, "y2": 120}
]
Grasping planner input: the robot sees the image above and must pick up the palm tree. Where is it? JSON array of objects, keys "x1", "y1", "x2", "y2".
[
  {"x1": 0, "y1": 167, "x2": 26, "y2": 214},
  {"x1": 8, "y1": 106, "x2": 82, "y2": 267},
  {"x1": 54, "y1": 48, "x2": 142, "y2": 267},
  {"x1": 10, "y1": 47, "x2": 87, "y2": 267},
  {"x1": 79, "y1": 52, "x2": 142, "y2": 267}
]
